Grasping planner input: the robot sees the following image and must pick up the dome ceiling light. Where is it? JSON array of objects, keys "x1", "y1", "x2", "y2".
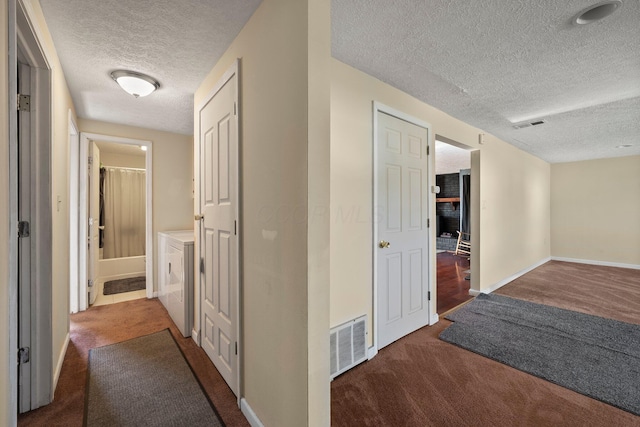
[
  {"x1": 573, "y1": 1, "x2": 623, "y2": 25},
  {"x1": 110, "y1": 70, "x2": 160, "y2": 98}
]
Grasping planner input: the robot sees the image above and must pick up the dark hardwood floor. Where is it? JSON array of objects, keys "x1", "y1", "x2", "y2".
[{"x1": 437, "y1": 251, "x2": 473, "y2": 314}]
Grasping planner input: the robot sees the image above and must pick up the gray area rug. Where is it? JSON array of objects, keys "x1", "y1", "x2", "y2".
[
  {"x1": 440, "y1": 293, "x2": 640, "y2": 416},
  {"x1": 84, "y1": 329, "x2": 225, "y2": 426},
  {"x1": 103, "y1": 276, "x2": 145, "y2": 295}
]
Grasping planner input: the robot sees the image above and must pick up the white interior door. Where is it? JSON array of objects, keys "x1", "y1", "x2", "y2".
[
  {"x1": 88, "y1": 142, "x2": 100, "y2": 305},
  {"x1": 376, "y1": 111, "x2": 430, "y2": 349},
  {"x1": 199, "y1": 72, "x2": 239, "y2": 395}
]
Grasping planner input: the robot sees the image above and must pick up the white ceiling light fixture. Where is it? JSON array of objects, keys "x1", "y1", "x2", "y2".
[
  {"x1": 572, "y1": 1, "x2": 623, "y2": 25},
  {"x1": 140, "y1": 145, "x2": 148, "y2": 151},
  {"x1": 110, "y1": 70, "x2": 160, "y2": 98}
]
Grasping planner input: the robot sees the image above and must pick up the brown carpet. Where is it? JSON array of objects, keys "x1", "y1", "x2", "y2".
[
  {"x1": 495, "y1": 260, "x2": 640, "y2": 325},
  {"x1": 18, "y1": 298, "x2": 248, "y2": 427},
  {"x1": 331, "y1": 261, "x2": 640, "y2": 426}
]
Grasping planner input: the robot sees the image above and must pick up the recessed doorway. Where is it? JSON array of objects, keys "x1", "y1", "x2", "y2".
[{"x1": 434, "y1": 138, "x2": 474, "y2": 314}]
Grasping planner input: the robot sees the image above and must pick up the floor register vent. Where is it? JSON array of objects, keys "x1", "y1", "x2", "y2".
[{"x1": 330, "y1": 314, "x2": 367, "y2": 379}]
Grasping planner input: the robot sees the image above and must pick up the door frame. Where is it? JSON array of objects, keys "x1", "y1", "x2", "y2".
[
  {"x1": 68, "y1": 113, "x2": 79, "y2": 313},
  {"x1": 194, "y1": 59, "x2": 242, "y2": 404},
  {"x1": 76, "y1": 133, "x2": 153, "y2": 311},
  {"x1": 371, "y1": 102, "x2": 438, "y2": 359},
  {"x1": 13, "y1": 0, "x2": 54, "y2": 412}
]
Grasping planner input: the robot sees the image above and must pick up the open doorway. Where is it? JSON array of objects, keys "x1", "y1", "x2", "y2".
[
  {"x1": 71, "y1": 133, "x2": 153, "y2": 312},
  {"x1": 91, "y1": 140, "x2": 148, "y2": 306},
  {"x1": 434, "y1": 138, "x2": 473, "y2": 314}
]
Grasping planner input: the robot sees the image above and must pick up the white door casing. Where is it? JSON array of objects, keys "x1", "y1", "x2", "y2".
[
  {"x1": 198, "y1": 65, "x2": 239, "y2": 396},
  {"x1": 375, "y1": 109, "x2": 432, "y2": 350},
  {"x1": 17, "y1": 61, "x2": 32, "y2": 414},
  {"x1": 88, "y1": 142, "x2": 100, "y2": 305},
  {"x1": 77, "y1": 133, "x2": 153, "y2": 311}
]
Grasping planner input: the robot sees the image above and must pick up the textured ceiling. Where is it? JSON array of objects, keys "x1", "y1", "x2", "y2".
[
  {"x1": 333, "y1": 0, "x2": 640, "y2": 163},
  {"x1": 435, "y1": 141, "x2": 471, "y2": 175},
  {"x1": 40, "y1": 0, "x2": 639, "y2": 162},
  {"x1": 40, "y1": 0, "x2": 262, "y2": 135}
]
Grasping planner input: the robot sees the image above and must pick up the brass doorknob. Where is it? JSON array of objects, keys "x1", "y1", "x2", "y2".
[
  {"x1": 379, "y1": 240, "x2": 390, "y2": 249},
  {"x1": 195, "y1": 214, "x2": 204, "y2": 221}
]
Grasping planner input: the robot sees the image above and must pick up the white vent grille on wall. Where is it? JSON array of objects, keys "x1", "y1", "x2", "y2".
[{"x1": 330, "y1": 315, "x2": 367, "y2": 379}]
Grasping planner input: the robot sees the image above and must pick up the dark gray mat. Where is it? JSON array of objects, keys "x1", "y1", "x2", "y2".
[
  {"x1": 440, "y1": 293, "x2": 640, "y2": 415},
  {"x1": 84, "y1": 329, "x2": 225, "y2": 426},
  {"x1": 103, "y1": 276, "x2": 145, "y2": 295}
]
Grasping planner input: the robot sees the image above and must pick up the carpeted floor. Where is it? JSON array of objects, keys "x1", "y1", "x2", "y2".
[
  {"x1": 495, "y1": 260, "x2": 640, "y2": 325},
  {"x1": 85, "y1": 329, "x2": 224, "y2": 426},
  {"x1": 331, "y1": 261, "x2": 640, "y2": 426},
  {"x1": 441, "y1": 293, "x2": 640, "y2": 416},
  {"x1": 17, "y1": 299, "x2": 248, "y2": 427}
]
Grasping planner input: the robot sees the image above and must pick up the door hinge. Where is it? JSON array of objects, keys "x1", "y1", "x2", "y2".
[
  {"x1": 88, "y1": 156, "x2": 93, "y2": 165},
  {"x1": 200, "y1": 258, "x2": 205, "y2": 274},
  {"x1": 88, "y1": 279, "x2": 94, "y2": 288},
  {"x1": 234, "y1": 102, "x2": 237, "y2": 116},
  {"x1": 234, "y1": 220, "x2": 237, "y2": 236},
  {"x1": 18, "y1": 347, "x2": 30, "y2": 364},
  {"x1": 427, "y1": 145, "x2": 430, "y2": 156},
  {"x1": 428, "y1": 291, "x2": 431, "y2": 301},
  {"x1": 427, "y1": 218, "x2": 430, "y2": 228},
  {"x1": 17, "y1": 94, "x2": 30, "y2": 112},
  {"x1": 235, "y1": 342, "x2": 238, "y2": 355},
  {"x1": 17, "y1": 221, "x2": 30, "y2": 238}
]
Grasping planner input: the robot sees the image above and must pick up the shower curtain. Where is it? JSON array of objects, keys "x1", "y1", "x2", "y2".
[{"x1": 102, "y1": 167, "x2": 146, "y2": 259}]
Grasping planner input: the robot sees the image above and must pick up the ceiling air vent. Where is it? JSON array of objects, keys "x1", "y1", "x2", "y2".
[{"x1": 513, "y1": 119, "x2": 546, "y2": 129}]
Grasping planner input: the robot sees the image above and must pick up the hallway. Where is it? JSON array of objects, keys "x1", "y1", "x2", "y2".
[{"x1": 17, "y1": 299, "x2": 247, "y2": 427}]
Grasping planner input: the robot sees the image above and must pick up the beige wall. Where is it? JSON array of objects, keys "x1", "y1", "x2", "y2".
[
  {"x1": 330, "y1": 60, "x2": 551, "y2": 343},
  {"x1": 194, "y1": 0, "x2": 330, "y2": 425},
  {"x1": 551, "y1": 156, "x2": 640, "y2": 265},
  {"x1": 99, "y1": 150, "x2": 146, "y2": 169},
  {"x1": 78, "y1": 119, "x2": 194, "y2": 292},
  {"x1": 1, "y1": 1, "x2": 14, "y2": 423}
]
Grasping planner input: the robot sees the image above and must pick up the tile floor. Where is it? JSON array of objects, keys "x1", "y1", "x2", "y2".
[{"x1": 91, "y1": 278, "x2": 147, "y2": 306}]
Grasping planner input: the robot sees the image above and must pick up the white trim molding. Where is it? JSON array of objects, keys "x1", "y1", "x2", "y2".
[
  {"x1": 551, "y1": 257, "x2": 640, "y2": 270},
  {"x1": 469, "y1": 257, "x2": 552, "y2": 296},
  {"x1": 240, "y1": 398, "x2": 265, "y2": 427},
  {"x1": 77, "y1": 133, "x2": 153, "y2": 310},
  {"x1": 371, "y1": 101, "x2": 436, "y2": 357},
  {"x1": 53, "y1": 333, "x2": 70, "y2": 393}
]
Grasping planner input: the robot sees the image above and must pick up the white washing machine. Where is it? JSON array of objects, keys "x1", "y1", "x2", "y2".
[{"x1": 158, "y1": 230, "x2": 194, "y2": 337}]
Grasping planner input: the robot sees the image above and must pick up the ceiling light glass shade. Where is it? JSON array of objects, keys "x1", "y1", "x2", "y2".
[
  {"x1": 573, "y1": 1, "x2": 622, "y2": 25},
  {"x1": 110, "y1": 70, "x2": 160, "y2": 98}
]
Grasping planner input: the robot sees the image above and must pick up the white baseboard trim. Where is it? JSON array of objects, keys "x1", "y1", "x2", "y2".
[
  {"x1": 241, "y1": 398, "x2": 265, "y2": 427},
  {"x1": 191, "y1": 329, "x2": 200, "y2": 346},
  {"x1": 429, "y1": 313, "x2": 439, "y2": 325},
  {"x1": 53, "y1": 332, "x2": 70, "y2": 394},
  {"x1": 551, "y1": 256, "x2": 640, "y2": 270},
  {"x1": 152, "y1": 291, "x2": 158, "y2": 298},
  {"x1": 367, "y1": 346, "x2": 378, "y2": 360},
  {"x1": 469, "y1": 257, "x2": 552, "y2": 296}
]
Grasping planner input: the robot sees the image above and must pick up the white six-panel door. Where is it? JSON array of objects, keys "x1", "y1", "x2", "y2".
[
  {"x1": 199, "y1": 72, "x2": 238, "y2": 396},
  {"x1": 376, "y1": 111, "x2": 430, "y2": 349}
]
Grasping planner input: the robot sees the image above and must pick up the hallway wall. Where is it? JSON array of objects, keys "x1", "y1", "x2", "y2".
[
  {"x1": 193, "y1": 0, "x2": 331, "y2": 425},
  {"x1": 330, "y1": 59, "x2": 551, "y2": 344}
]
